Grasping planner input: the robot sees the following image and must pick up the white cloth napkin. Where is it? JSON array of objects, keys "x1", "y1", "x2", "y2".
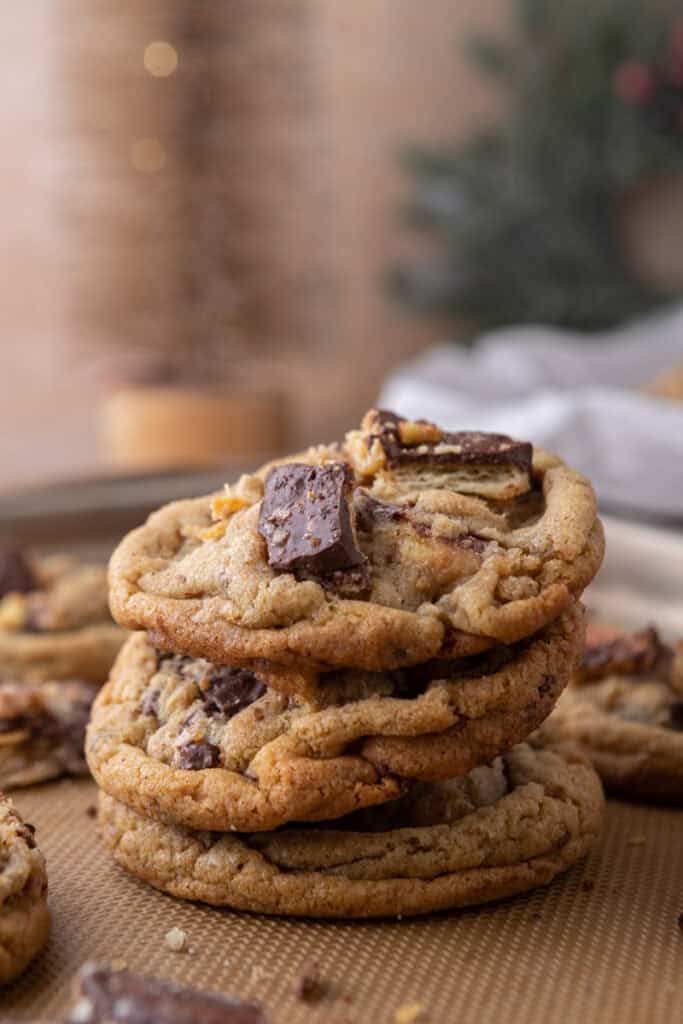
[{"x1": 378, "y1": 306, "x2": 683, "y2": 518}]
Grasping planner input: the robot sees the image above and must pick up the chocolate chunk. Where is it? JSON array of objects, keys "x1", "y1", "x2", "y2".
[
  {"x1": 140, "y1": 688, "x2": 160, "y2": 717},
  {"x1": 537, "y1": 674, "x2": 555, "y2": 697},
  {"x1": 365, "y1": 410, "x2": 532, "y2": 472},
  {"x1": 19, "y1": 822, "x2": 37, "y2": 849},
  {"x1": 354, "y1": 491, "x2": 405, "y2": 532},
  {"x1": 293, "y1": 963, "x2": 326, "y2": 1003},
  {"x1": 258, "y1": 463, "x2": 366, "y2": 578},
  {"x1": 0, "y1": 549, "x2": 37, "y2": 598},
  {"x1": 177, "y1": 740, "x2": 220, "y2": 770},
  {"x1": 68, "y1": 964, "x2": 269, "y2": 1024},
  {"x1": 202, "y1": 667, "x2": 267, "y2": 718},
  {"x1": 668, "y1": 701, "x2": 683, "y2": 731}
]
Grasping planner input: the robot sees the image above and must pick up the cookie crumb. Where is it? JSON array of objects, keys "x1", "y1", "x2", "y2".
[
  {"x1": 110, "y1": 958, "x2": 127, "y2": 971},
  {"x1": 626, "y1": 836, "x2": 646, "y2": 847},
  {"x1": 249, "y1": 964, "x2": 273, "y2": 985},
  {"x1": 394, "y1": 1003, "x2": 426, "y2": 1024},
  {"x1": 164, "y1": 927, "x2": 187, "y2": 952},
  {"x1": 85, "y1": 805, "x2": 97, "y2": 819},
  {"x1": 293, "y1": 962, "x2": 326, "y2": 1003},
  {"x1": 581, "y1": 879, "x2": 595, "y2": 892}
]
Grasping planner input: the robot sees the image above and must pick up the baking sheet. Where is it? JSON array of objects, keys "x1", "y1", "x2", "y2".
[{"x1": 3, "y1": 777, "x2": 682, "y2": 1024}]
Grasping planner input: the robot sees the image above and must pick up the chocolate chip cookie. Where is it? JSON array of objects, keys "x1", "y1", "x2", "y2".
[
  {"x1": 542, "y1": 622, "x2": 683, "y2": 802},
  {"x1": 0, "y1": 678, "x2": 98, "y2": 789},
  {"x1": 0, "y1": 551, "x2": 126, "y2": 683},
  {"x1": 0, "y1": 793, "x2": 49, "y2": 984},
  {"x1": 109, "y1": 410, "x2": 603, "y2": 673},
  {"x1": 98, "y1": 741, "x2": 603, "y2": 918},
  {"x1": 87, "y1": 607, "x2": 579, "y2": 832}
]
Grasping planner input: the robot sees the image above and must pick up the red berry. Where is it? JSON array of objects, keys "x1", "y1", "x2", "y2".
[{"x1": 613, "y1": 60, "x2": 655, "y2": 104}]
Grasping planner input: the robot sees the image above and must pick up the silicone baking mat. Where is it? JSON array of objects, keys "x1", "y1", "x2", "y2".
[{"x1": 3, "y1": 777, "x2": 682, "y2": 1024}]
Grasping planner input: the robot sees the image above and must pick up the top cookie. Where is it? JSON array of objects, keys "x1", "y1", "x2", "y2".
[
  {"x1": 0, "y1": 551, "x2": 126, "y2": 683},
  {"x1": 109, "y1": 410, "x2": 603, "y2": 671}
]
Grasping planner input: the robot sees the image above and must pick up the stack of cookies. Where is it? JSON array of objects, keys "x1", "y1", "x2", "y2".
[
  {"x1": 90, "y1": 409, "x2": 606, "y2": 918},
  {"x1": 0, "y1": 551, "x2": 127, "y2": 789}
]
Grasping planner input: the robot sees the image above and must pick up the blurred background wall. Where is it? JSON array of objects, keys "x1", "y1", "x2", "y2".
[
  {"x1": 0, "y1": 1, "x2": 680, "y2": 489},
  {"x1": 0, "y1": 0, "x2": 505, "y2": 487}
]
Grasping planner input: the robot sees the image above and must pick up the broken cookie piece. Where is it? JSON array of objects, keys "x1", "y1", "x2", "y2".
[
  {"x1": 0, "y1": 678, "x2": 97, "y2": 789},
  {"x1": 346, "y1": 409, "x2": 533, "y2": 500},
  {"x1": 577, "y1": 623, "x2": 663, "y2": 684},
  {"x1": 64, "y1": 963, "x2": 269, "y2": 1023},
  {"x1": 258, "y1": 462, "x2": 368, "y2": 590}
]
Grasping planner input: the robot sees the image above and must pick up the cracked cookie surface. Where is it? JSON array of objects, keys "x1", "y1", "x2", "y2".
[
  {"x1": 98, "y1": 741, "x2": 603, "y2": 918},
  {"x1": 542, "y1": 622, "x2": 683, "y2": 803},
  {"x1": 0, "y1": 551, "x2": 126, "y2": 683},
  {"x1": 109, "y1": 410, "x2": 603, "y2": 672},
  {"x1": 0, "y1": 793, "x2": 49, "y2": 984},
  {"x1": 87, "y1": 609, "x2": 579, "y2": 832}
]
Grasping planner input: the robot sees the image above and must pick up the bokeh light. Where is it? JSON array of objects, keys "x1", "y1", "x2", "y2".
[{"x1": 143, "y1": 41, "x2": 178, "y2": 78}]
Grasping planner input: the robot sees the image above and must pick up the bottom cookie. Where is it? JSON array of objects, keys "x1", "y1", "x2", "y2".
[
  {"x1": 98, "y1": 742, "x2": 603, "y2": 919},
  {"x1": 0, "y1": 794, "x2": 50, "y2": 985}
]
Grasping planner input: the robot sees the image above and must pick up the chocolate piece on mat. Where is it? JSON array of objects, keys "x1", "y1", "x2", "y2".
[
  {"x1": 258, "y1": 462, "x2": 366, "y2": 577},
  {"x1": 0, "y1": 549, "x2": 37, "y2": 597},
  {"x1": 66, "y1": 963, "x2": 269, "y2": 1023}
]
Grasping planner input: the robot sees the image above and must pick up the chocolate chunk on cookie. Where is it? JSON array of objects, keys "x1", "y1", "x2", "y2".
[
  {"x1": 347, "y1": 409, "x2": 532, "y2": 500},
  {"x1": 67, "y1": 963, "x2": 268, "y2": 1024},
  {"x1": 259, "y1": 462, "x2": 368, "y2": 592},
  {"x1": 177, "y1": 740, "x2": 221, "y2": 770},
  {"x1": 0, "y1": 550, "x2": 37, "y2": 598},
  {"x1": 202, "y1": 667, "x2": 267, "y2": 718}
]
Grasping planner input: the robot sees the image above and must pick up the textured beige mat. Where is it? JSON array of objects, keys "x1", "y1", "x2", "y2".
[{"x1": 2, "y1": 778, "x2": 682, "y2": 1024}]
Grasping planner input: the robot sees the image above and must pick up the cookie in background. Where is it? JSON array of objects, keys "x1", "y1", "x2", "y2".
[
  {"x1": 542, "y1": 621, "x2": 683, "y2": 803},
  {"x1": 0, "y1": 550, "x2": 126, "y2": 684}
]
